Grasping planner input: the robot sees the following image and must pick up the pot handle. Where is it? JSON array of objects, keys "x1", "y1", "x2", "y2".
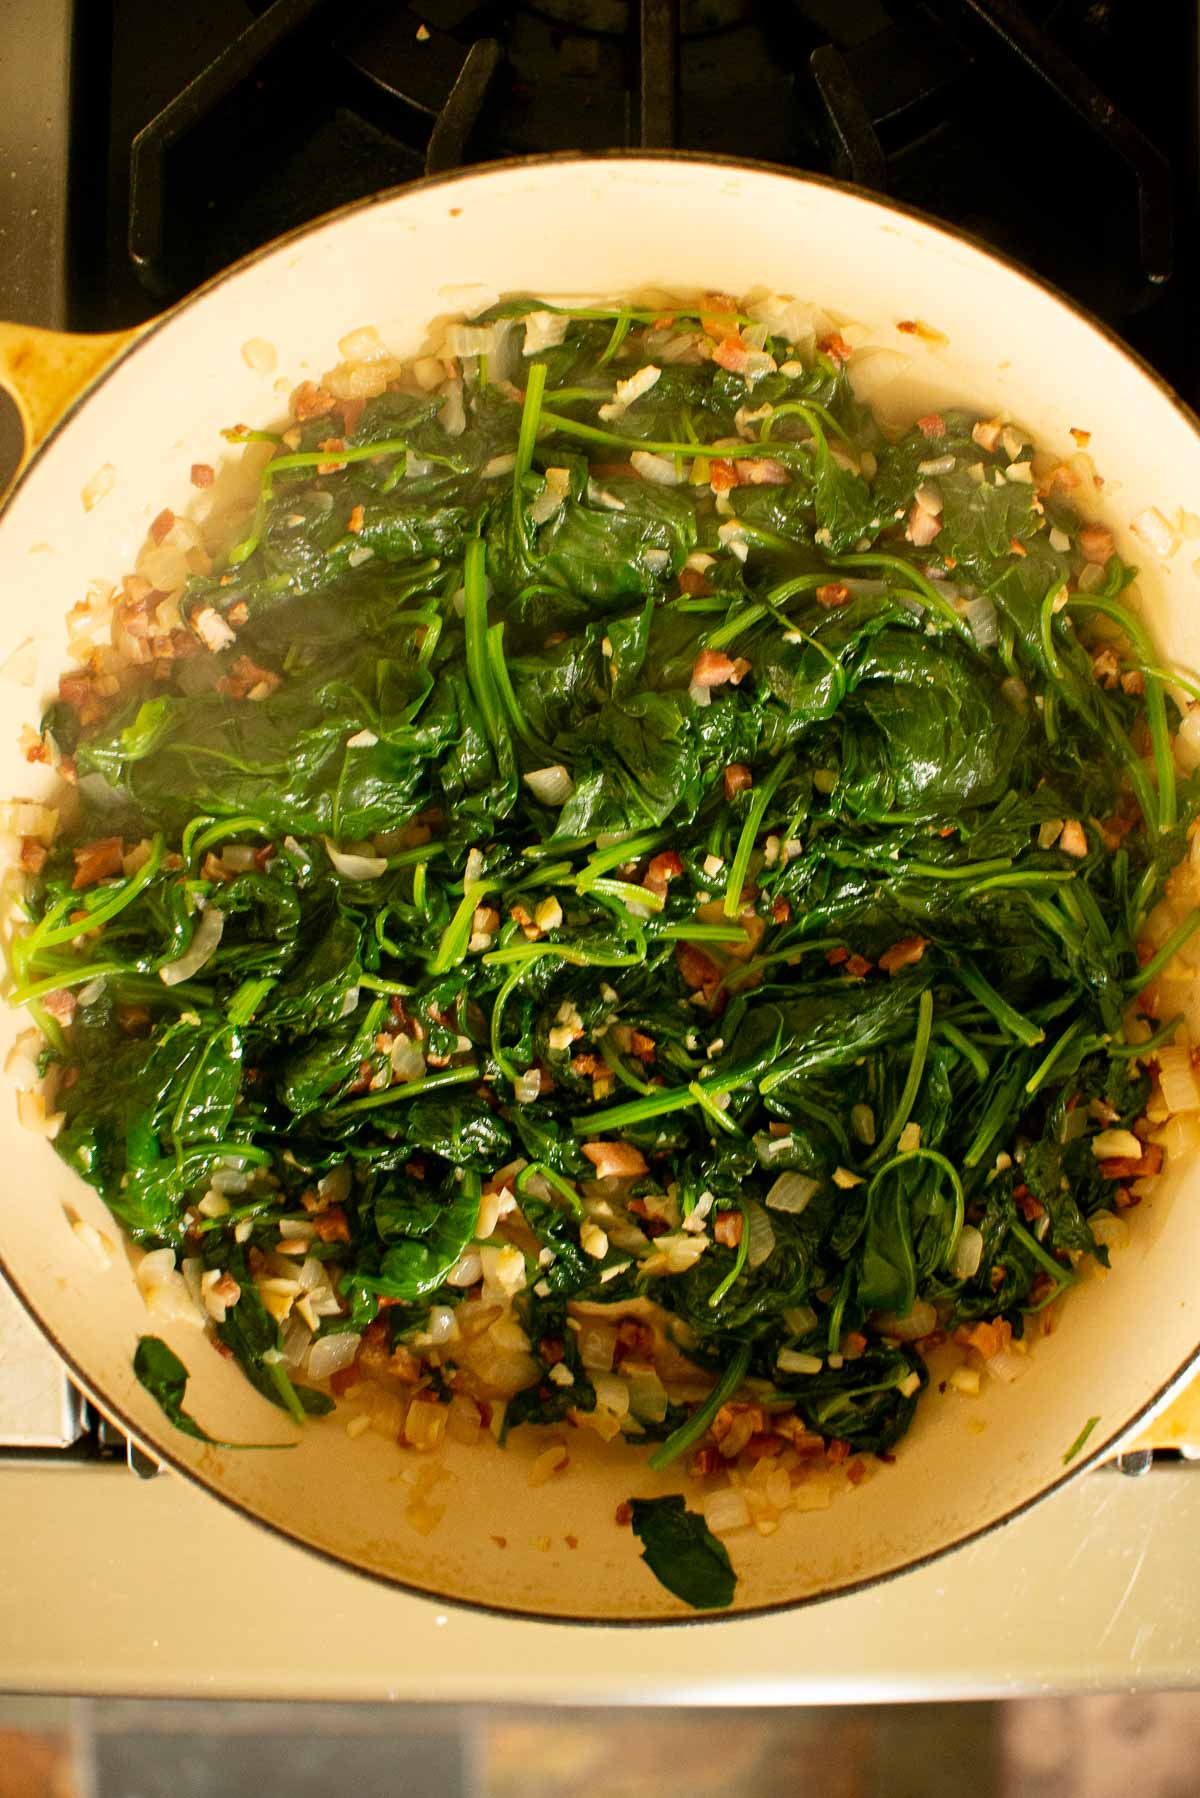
[
  {"x1": 0, "y1": 321, "x2": 143, "y2": 480},
  {"x1": 1125, "y1": 1375, "x2": 1200, "y2": 1455}
]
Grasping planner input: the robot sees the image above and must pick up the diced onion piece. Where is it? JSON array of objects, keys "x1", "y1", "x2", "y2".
[
  {"x1": 777, "y1": 1348, "x2": 822, "y2": 1375},
  {"x1": 522, "y1": 310, "x2": 569, "y2": 355},
  {"x1": 765, "y1": 1172, "x2": 819, "y2": 1215},
  {"x1": 986, "y1": 1348, "x2": 1027, "y2": 1384},
  {"x1": 1091, "y1": 1211, "x2": 1129, "y2": 1258},
  {"x1": 482, "y1": 453, "x2": 517, "y2": 479},
  {"x1": 875, "y1": 1299, "x2": 937, "y2": 1341},
  {"x1": 964, "y1": 595, "x2": 999, "y2": 648},
  {"x1": 445, "y1": 1249, "x2": 483, "y2": 1289},
  {"x1": 445, "y1": 323, "x2": 497, "y2": 359},
  {"x1": 280, "y1": 1314, "x2": 313, "y2": 1369},
  {"x1": 446, "y1": 1393, "x2": 482, "y2": 1446},
  {"x1": 591, "y1": 1370, "x2": 631, "y2": 1418},
  {"x1": 1131, "y1": 506, "x2": 1180, "y2": 559},
  {"x1": 159, "y1": 906, "x2": 224, "y2": 985},
  {"x1": 523, "y1": 765, "x2": 573, "y2": 807},
  {"x1": 952, "y1": 1224, "x2": 984, "y2": 1280},
  {"x1": 704, "y1": 1487, "x2": 751, "y2": 1535},
  {"x1": 744, "y1": 1201, "x2": 775, "y2": 1269},
  {"x1": 1156, "y1": 1045, "x2": 1200, "y2": 1114},
  {"x1": 512, "y1": 1068, "x2": 542, "y2": 1106},
  {"x1": 630, "y1": 450, "x2": 681, "y2": 486},
  {"x1": 578, "y1": 1324, "x2": 617, "y2": 1372},
  {"x1": 324, "y1": 838, "x2": 387, "y2": 881},
  {"x1": 307, "y1": 1331, "x2": 362, "y2": 1381},
  {"x1": 390, "y1": 1033, "x2": 426, "y2": 1083},
  {"x1": 1092, "y1": 1128, "x2": 1142, "y2": 1161},
  {"x1": 404, "y1": 1397, "x2": 448, "y2": 1451},
  {"x1": 782, "y1": 1304, "x2": 818, "y2": 1336},
  {"x1": 625, "y1": 1362, "x2": 669, "y2": 1423},
  {"x1": 426, "y1": 1304, "x2": 457, "y2": 1346},
  {"x1": 241, "y1": 337, "x2": 277, "y2": 373}
]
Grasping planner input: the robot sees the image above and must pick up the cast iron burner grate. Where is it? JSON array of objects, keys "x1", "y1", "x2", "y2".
[{"x1": 66, "y1": 1, "x2": 1196, "y2": 398}]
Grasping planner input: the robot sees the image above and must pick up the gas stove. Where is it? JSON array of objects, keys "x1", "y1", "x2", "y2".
[{"x1": 1, "y1": 0, "x2": 1198, "y2": 1694}]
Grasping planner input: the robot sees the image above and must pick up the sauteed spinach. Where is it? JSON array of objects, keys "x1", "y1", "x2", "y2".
[{"x1": 16, "y1": 295, "x2": 1192, "y2": 1502}]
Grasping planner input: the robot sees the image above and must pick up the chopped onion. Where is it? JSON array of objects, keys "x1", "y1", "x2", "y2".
[
  {"x1": 446, "y1": 1392, "x2": 482, "y2": 1446},
  {"x1": 318, "y1": 1162, "x2": 352, "y2": 1207},
  {"x1": 625, "y1": 1362, "x2": 669, "y2": 1423},
  {"x1": 446, "y1": 1248, "x2": 483, "y2": 1288},
  {"x1": 445, "y1": 323, "x2": 496, "y2": 359},
  {"x1": 1092, "y1": 1128, "x2": 1142, "y2": 1161},
  {"x1": 578, "y1": 1324, "x2": 617, "y2": 1372},
  {"x1": 1131, "y1": 506, "x2": 1180, "y2": 559},
  {"x1": 512, "y1": 1068, "x2": 542, "y2": 1106},
  {"x1": 688, "y1": 679, "x2": 712, "y2": 708},
  {"x1": 952, "y1": 1224, "x2": 984, "y2": 1280},
  {"x1": 744, "y1": 1200, "x2": 776, "y2": 1269},
  {"x1": 986, "y1": 1348, "x2": 1028, "y2": 1384},
  {"x1": 591, "y1": 1370, "x2": 631, "y2": 1418},
  {"x1": 323, "y1": 838, "x2": 387, "y2": 881},
  {"x1": 876, "y1": 1299, "x2": 937, "y2": 1341},
  {"x1": 482, "y1": 453, "x2": 517, "y2": 479},
  {"x1": 782, "y1": 1304, "x2": 818, "y2": 1336},
  {"x1": 1090, "y1": 1211, "x2": 1129, "y2": 1258},
  {"x1": 523, "y1": 765, "x2": 573, "y2": 807},
  {"x1": 159, "y1": 906, "x2": 224, "y2": 986},
  {"x1": 437, "y1": 376, "x2": 466, "y2": 437},
  {"x1": 1156, "y1": 1045, "x2": 1200, "y2": 1113},
  {"x1": 777, "y1": 1348, "x2": 822, "y2": 1375},
  {"x1": 630, "y1": 450, "x2": 681, "y2": 486},
  {"x1": 307, "y1": 1331, "x2": 361, "y2": 1381},
  {"x1": 703, "y1": 1487, "x2": 751, "y2": 1535},
  {"x1": 522, "y1": 310, "x2": 569, "y2": 355},
  {"x1": 281, "y1": 1313, "x2": 313, "y2": 1369},
  {"x1": 426, "y1": 1304, "x2": 457, "y2": 1346},
  {"x1": 390, "y1": 1033, "x2": 426, "y2": 1083},
  {"x1": 964, "y1": 595, "x2": 999, "y2": 649},
  {"x1": 765, "y1": 1172, "x2": 819, "y2": 1215}
]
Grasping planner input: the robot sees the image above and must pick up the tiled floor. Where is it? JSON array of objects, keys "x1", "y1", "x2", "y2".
[{"x1": 1, "y1": 1695, "x2": 1198, "y2": 1798}]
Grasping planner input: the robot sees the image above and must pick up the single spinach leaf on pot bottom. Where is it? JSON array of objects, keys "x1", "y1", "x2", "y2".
[
  {"x1": 133, "y1": 1336, "x2": 294, "y2": 1448},
  {"x1": 627, "y1": 1494, "x2": 736, "y2": 1610}
]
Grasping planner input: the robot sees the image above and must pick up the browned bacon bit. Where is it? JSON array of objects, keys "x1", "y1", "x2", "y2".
[
  {"x1": 347, "y1": 503, "x2": 365, "y2": 534},
  {"x1": 571, "y1": 1053, "x2": 600, "y2": 1077},
  {"x1": 388, "y1": 1344, "x2": 423, "y2": 1385},
  {"x1": 1101, "y1": 1143, "x2": 1163, "y2": 1181},
  {"x1": 916, "y1": 413, "x2": 946, "y2": 440},
  {"x1": 906, "y1": 499, "x2": 942, "y2": 548},
  {"x1": 71, "y1": 836, "x2": 123, "y2": 890},
  {"x1": 826, "y1": 1438, "x2": 850, "y2": 1464},
  {"x1": 711, "y1": 336, "x2": 752, "y2": 375},
  {"x1": 216, "y1": 654, "x2": 282, "y2": 701},
  {"x1": 818, "y1": 332, "x2": 853, "y2": 366},
  {"x1": 735, "y1": 456, "x2": 790, "y2": 486},
  {"x1": 19, "y1": 838, "x2": 47, "y2": 875},
  {"x1": 292, "y1": 380, "x2": 336, "y2": 421},
  {"x1": 699, "y1": 293, "x2": 740, "y2": 337},
  {"x1": 627, "y1": 1202, "x2": 667, "y2": 1238},
  {"x1": 690, "y1": 649, "x2": 751, "y2": 688},
  {"x1": 1013, "y1": 1184, "x2": 1046, "y2": 1222},
  {"x1": 745, "y1": 1433, "x2": 783, "y2": 1460},
  {"x1": 615, "y1": 1319, "x2": 655, "y2": 1359},
  {"x1": 846, "y1": 1458, "x2": 868, "y2": 1486},
  {"x1": 826, "y1": 946, "x2": 849, "y2": 966},
  {"x1": 629, "y1": 1030, "x2": 656, "y2": 1062},
  {"x1": 149, "y1": 508, "x2": 175, "y2": 545},
  {"x1": 708, "y1": 458, "x2": 739, "y2": 493},
  {"x1": 688, "y1": 1446, "x2": 721, "y2": 1477},
  {"x1": 713, "y1": 1209, "x2": 744, "y2": 1248},
  {"x1": 1009, "y1": 536, "x2": 1027, "y2": 558},
  {"x1": 878, "y1": 935, "x2": 927, "y2": 975},
  {"x1": 581, "y1": 1140, "x2": 649, "y2": 1179},
  {"x1": 338, "y1": 397, "x2": 366, "y2": 436},
  {"x1": 615, "y1": 1501, "x2": 633, "y2": 1526},
  {"x1": 118, "y1": 1004, "x2": 152, "y2": 1034},
  {"x1": 538, "y1": 1336, "x2": 565, "y2": 1366},
  {"x1": 844, "y1": 953, "x2": 873, "y2": 979},
  {"x1": 723, "y1": 763, "x2": 753, "y2": 800},
  {"x1": 1070, "y1": 427, "x2": 1092, "y2": 448},
  {"x1": 842, "y1": 1332, "x2": 868, "y2": 1358},
  {"x1": 676, "y1": 941, "x2": 722, "y2": 994},
  {"x1": 815, "y1": 582, "x2": 850, "y2": 608},
  {"x1": 772, "y1": 896, "x2": 791, "y2": 924},
  {"x1": 190, "y1": 463, "x2": 215, "y2": 489},
  {"x1": 311, "y1": 1207, "x2": 351, "y2": 1244},
  {"x1": 1078, "y1": 522, "x2": 1114, "y2": 564},
  {"x1": 678, "y1": 566, "x2": 711, "y2": 598},
  {"x1": 1120, "y1": 670, "x2": 1145, "y2": 697},
  {"x1": 200, "y1": 852, "x2": 235, "y2": 884},
  {"x1": 1091, "y1": 645, "x2": 1121, "y2": 688},
  {"x1": 643, "y1": 849, "x2": 684, "y2": 896},
  {"x1": 41, "y1": 988, "x2": 77, "y2": 1027},
  {"x1": 316, "y1": 436, "x2": 348, "y2": 473}
]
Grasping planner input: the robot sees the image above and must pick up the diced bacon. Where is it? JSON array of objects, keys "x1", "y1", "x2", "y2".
[
  {"x1": 538, "y1": 1336, "x2": 565, "y2": 1366},
  {"x1": 906, "y1": 500, "x2": 942, "y2": 547},
  {"x1": 818, "y1": 333, "x2": 853, "y2": 366},
  {"x1": 815, "y1": 583, "x2": 849, "y2": 609},
  {"x1": 772, "y1": 896, "x2": 791, "y2": 924},
  {"x1": 878, "y1": 935, "x2": 927, "y2": 975},
  {"x1": 311, "y1": 1207, "x2": 350, "y2": 1244},
  {"x1": 42, "y1": 988, "x2": 77, "y2": 1026},
  {"x1": 690, "y1": 649, "x2": 750, "y2": 689},
  {"x1": 735, "y1": 457, "x2": 790, "y2": 486},
  {"x1": 643, "y1": 849, "x2": 684, "y2": 897},
  {"x1": 1079, "y1": 523, "x2": 1115, "y2": 564},
  {"x1": 688, "y1": 1446, "x2": 722, "y2": 1477},
  {"x1": 723, "y1": 763, "x2": 752, "y2": 800},
  {"x1": 1091, "y1": 645, "x2": 1121, "y2": 687},
  {"x1": 615, "y1": 1319, "x2": 656, "y2": 1360},
  {"x1": 72, "y1": 836, "x2": 123, "y2": 890},
  {"x1": 338, "y1": 396, "x2": 366, "y2": 436},
  {"x1": 629, "y1": 1031, "x2": 656, "y2": 1063},
  {"x1": 844, "y1": 953, "x2": 872, "y2": 979},
  {"x1": 292, "y1": 380, "x2": 336, "y2": 421},
  {"x1": 678, "y1": 566, "x2": 711, "y2": 597},
  {"x1": 708, "y1": 458, "x2": 739, "y2": 493},
  {"x1": 149, "y1": 508, "x2": 175, "y2": 546},
  {"x1": 190, "y1": 463, "x2": 215, "y2": 489},
  {"x1": 962, "y1": 1318, "x2": 1013, "y2": 1360},
  {"x1": 699, "y1": 294, "x2": 740, "y2": 337},
  {"x1": 217, "y1": 654, "x2": 282, "y2": 701},
  {"x1": 20, "y1": 838, "x2": 47, "y2": 875},
  {"x1": 676, "y1": 941, "x2": 722, "y2": 993},
  {"x1": 826, "y1": 947, "x2": 849, "y2": 966},
  {"x1": 713, "y1": 1210, "x2": 744, "y2": 1248},
  {"x1": 615, "y1": 1501, "x2": 634, "y2": 1526},
  {"x1": 842, "y1": 1332, "x2": 867, "y2": 1358},
  {"x1": 581, "y1": 1140, "x2": 649, "y2": 1179},
  {"x1": 712, "y1": 335, "x2": 751, "y2": 374},
  {"x1": 916, "y1": 413, "x2": 946, "y2": 440},
  {"x1": 1009, "y1": 536, "x2": 1027, "y2": 558},
  {"x1": 347, "y1": 504, "x2": 365, "y2": 534},
  {"x1": 1013, "y1": 1184, "x2": 1045, "y2": 1222}
]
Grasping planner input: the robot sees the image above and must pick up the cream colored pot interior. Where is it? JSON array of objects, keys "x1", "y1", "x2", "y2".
[{"x1": 1, "y1": 157, "x2": 1199, "y2": 1622}]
